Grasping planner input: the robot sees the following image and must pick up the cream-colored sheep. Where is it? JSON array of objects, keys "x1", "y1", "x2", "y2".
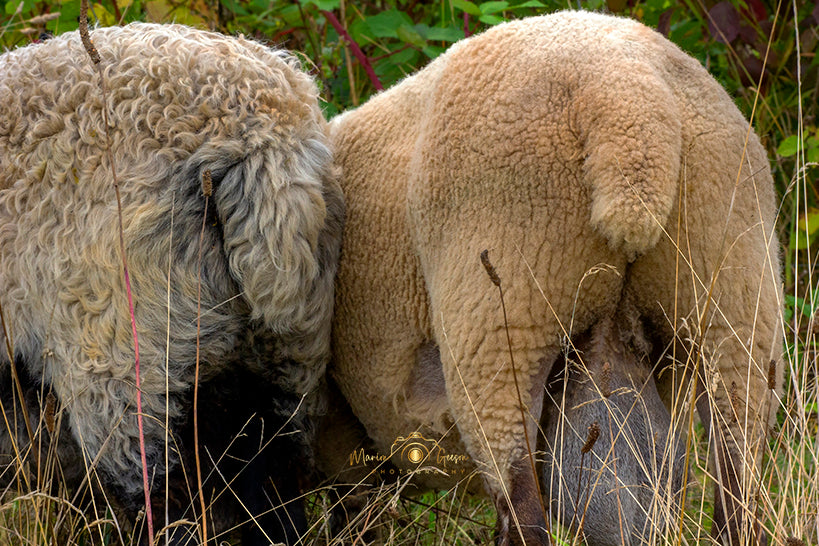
[
  {"x1": 0, "y1": 23, "x2": 343, "y2": 543},
  {"x1": 326, "y1": 11, "x2": 781, "y2": 545}
]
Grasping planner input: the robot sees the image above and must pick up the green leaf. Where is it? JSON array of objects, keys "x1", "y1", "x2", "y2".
[
  {"x1": 777, "y1": 135, "x2": 800, "y2": 157},
  {"x1": 366, "y1": 9, "x2": 414, "y2": 38},
  {"x1": 301, "y1": 0, "x2": 340, "y2": 11},
  {"x1": 669, "y1": 19, "x2": 703, "y2": 52},
  {"x1": 277, "y1": 4, "x2": 304, "y2": 26},
  {"x1": 479, "y1": 13, "x2": 504, "y2": 24},
  {"x1": 349, "y1": 18, "x2": 371, "y2": 43},
  {"x1": 321, "y1": 100, "x2": 340, "y2": 119},
  {"x1": 220, "y1": 0, "x2": 249, "y2": 16},
  {"x1": 373, "y1": 46, "x2": 420, "y2": 85},
  {"x1": 784, "y1": 295, "x2": 813, "y2": 318},
  {"x1": 804, "y1": 210, "x2": 819, "y2": 236},
  {"x1": 422, "y1": 44, "x2": 446, "y2": 59},
  {"x1": 782, "y1": 301, "x2": 793, "y2": 324},
  {"x1": 479, "y1": 1, "x2": 508, "y2": 14},
  {"x1": 418, "y1": 24, "x2": 464, "y2": 42},
  {"x1": 91, "y1": 2, "x2": 116, "y2": 25},
  {"x1": 807, "y1": 135, "x2": 819, "y2": 163},
  {"x1": 790, "y1": 209, "x2": 819, "y2": 250},
  {"x1": 512, "y1": 0, "x2": 545, "y2": 7},
  {"x1": 451, "y1": 0, "x2": 481, "y2": 16},
  {"x1": 49, "y1": 0, "x2": 80, "y2": 32},
  {"x1": 5, "y1": 0, "x2": 32, "y2": 15},
  {"x1": 397, "y1": 24, "x2": 426, "y2": 48}
]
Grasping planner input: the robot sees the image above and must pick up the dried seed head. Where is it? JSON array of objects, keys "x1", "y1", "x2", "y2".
[
  {"x1": 729, "y1": 381, "x2": 740, "y2": 423},
  {"x1": 202, "y1": 169, "x2": 212, "y2": 197},
  {"x1": 27, "y1": 12, "x2": 61, "y2": 25},
  {"x1": 581, "y1": 422, "x2": 600, "y2": 454},
  {"x1": 45, "y1": 392, "x2": 56, "y2": 435},
  {"x1": 767, "y1": 359, "x2": 777, "y2": 391},
  {"x1": 78, "y1": 0, "x2": 100, "y2": 65},
  {"x1": 600, "y1": 361, "x2": 611, "y2": 398},
  {"x1": 785, "y1": 537, "x2": 804, "y2": 546},
  {"x1": 480, "y1": 250, "x2": 501, "y2": 287}
]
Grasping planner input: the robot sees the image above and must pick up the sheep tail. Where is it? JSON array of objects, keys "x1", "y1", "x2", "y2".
[
  {"x1": 575, "y1": 62, "x2": 682, "y2": 259},
  {"x1": 193, "y1": 132, "x2": 343, "y2": 391}
]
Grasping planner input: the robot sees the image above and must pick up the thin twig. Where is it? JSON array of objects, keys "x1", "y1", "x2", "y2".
[{"x1": 164, "y1": 197, "x2": 175, "y2": 546}]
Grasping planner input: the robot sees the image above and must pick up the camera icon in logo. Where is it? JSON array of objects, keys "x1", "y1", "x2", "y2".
[{"x1": 391, "y1": 432, "x2": 436, "y2": 467}]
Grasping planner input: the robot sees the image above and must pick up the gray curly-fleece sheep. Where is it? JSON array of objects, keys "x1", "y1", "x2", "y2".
[
  {"x1": 0, "y1": 23, "x2": 343, "y2": 543},
  {"x1": 325, "y1": 11, "x2": 781, "y2": 545}
]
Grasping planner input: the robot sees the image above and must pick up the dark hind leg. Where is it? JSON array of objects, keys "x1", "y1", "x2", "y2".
[{"x1": 163, "y1": 365, "x2": 312, "y2": 546}]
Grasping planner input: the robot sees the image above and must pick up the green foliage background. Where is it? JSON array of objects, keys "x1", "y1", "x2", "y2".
[{"x1": 1, "y1": 3, "x2": 815, "y2": 164}]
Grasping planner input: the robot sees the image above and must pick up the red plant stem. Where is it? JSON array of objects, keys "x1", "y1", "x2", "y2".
[
  {"x1": 463, "y1": 13, "x2": 471, "y2": 37},
  {"x1": 120, "y1": 265, "x2": 154, "y2": 543},
  {"x1": 110, "y1": 0, "x2": 122, "y2": 23},
  {"x1": 271, "y1": 27, "x2": 297, "y2": 44},
  {"x1": 370, "y1": 44, "x2": 412, "y2": 63},
  {"x1": 321, "y1": 10, "x2": 383, "y2": 91}
]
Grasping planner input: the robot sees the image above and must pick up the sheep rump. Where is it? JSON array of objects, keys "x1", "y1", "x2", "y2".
[
  {"x1": 326, "y1": 10, "x2": 781, "y2": 545},
  {"x1": 0, "y1": 23, "x2": 343, "y2": 542}
]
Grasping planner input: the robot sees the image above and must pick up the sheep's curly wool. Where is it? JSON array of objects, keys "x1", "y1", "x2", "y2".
[
  {"x1": 326, "y1": 11, "x2": 781, "y2": 545},
  {"x1": 0, "y1": 22, "x2": 343, "y2": 529}
]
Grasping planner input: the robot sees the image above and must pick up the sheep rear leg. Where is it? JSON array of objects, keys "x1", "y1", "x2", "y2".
[
  {"x1": 712, "y1": 432, "x2": 766, "y2": 546},
  {"x1": 703, "y1": 380, "x2": 771, "y2": 546},
  {"x1": 630, "y1": 213, "x2": 781, "y2": 546},
  {"x1": 641, "y1": 308, "x2": 776, "y2": 546},
  {"x1": 435, "y1": 324, "x2": 554, "y2": 546},
  {"x1": 495, "y1": 457, "x2": 550, "y2": 546}
]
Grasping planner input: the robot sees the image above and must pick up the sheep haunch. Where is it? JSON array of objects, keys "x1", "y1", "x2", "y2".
[
  {"x1": 327, "y1": 10, "x2": 780, "y2": 545},
  {"x1": 0, "y1": 23, "x2": 343, "y2": 544}
]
